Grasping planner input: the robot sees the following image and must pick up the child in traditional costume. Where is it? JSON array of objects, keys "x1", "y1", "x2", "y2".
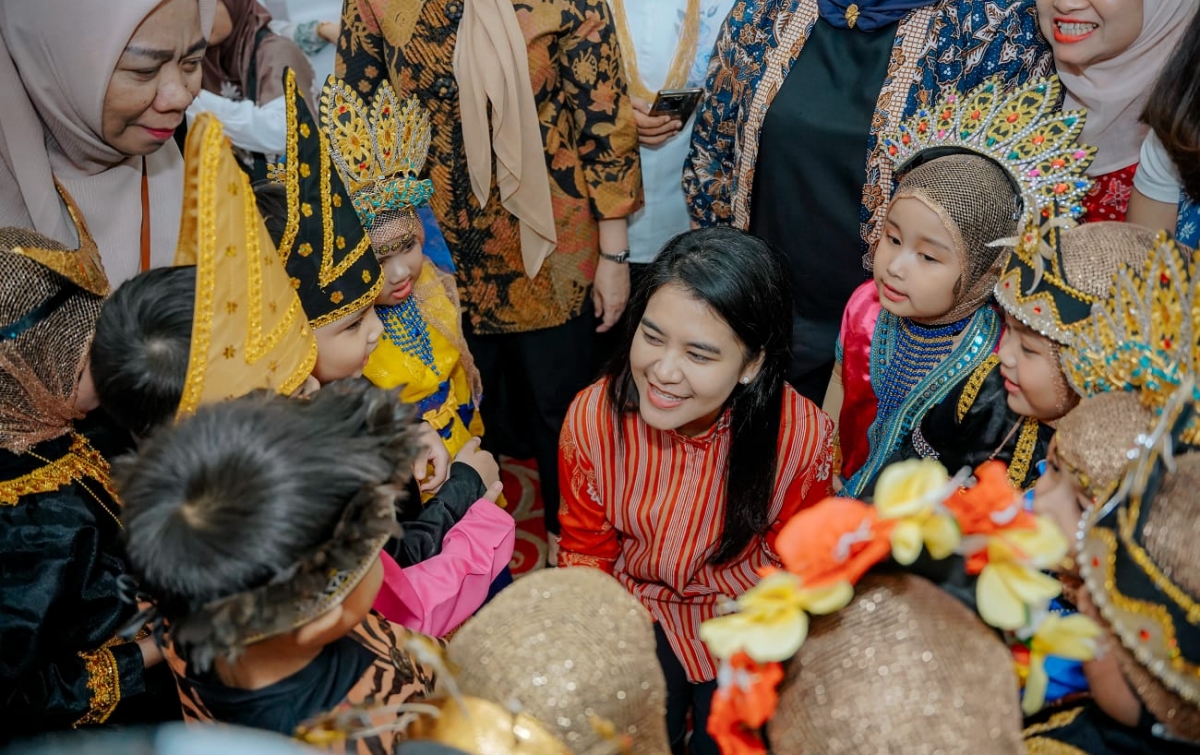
[
  {"x1": 318, "y1": 77, "x2": 484, "y2": 463},
  {"x1": 297, "y1": 568, "x2": 671, "y2": 754},
  {"x1": 1026, "y1": 391, "x2": 1200, "y2": 753},
  {"x1": 829, "y1": 76, "x2": 1094, "y2": 497},
  {"x1": 119, "y1": 382, "x2": 437, "y2": 751},
  {"x1": 264, "y1": 72, "x2": 513, "y2": 636},
  {"x1": 0, "y1": 203, "x2": 178, "y2": 735}
]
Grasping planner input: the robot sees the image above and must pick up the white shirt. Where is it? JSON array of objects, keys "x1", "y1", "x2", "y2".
[
  {"x1": 612, "y1": 0, "x2": 736, "y2": 263},
  {"x1": 1133, "y1": 130, "x2": 1182, "y2": 204},
  {"x1": 186, "y1": 90, "x2": 288, "y2": 155}
]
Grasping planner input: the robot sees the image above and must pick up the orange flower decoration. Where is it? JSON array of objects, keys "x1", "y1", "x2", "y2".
[
  {"x1": 707, "y1": 653, "x2": 784, "y2": 755},
  {"x1": 775, "y1": 498, "x2": 894, "y2": 587},
  {"x1": 943, "y1": 461, "x2": 1037, "y2": 537}
]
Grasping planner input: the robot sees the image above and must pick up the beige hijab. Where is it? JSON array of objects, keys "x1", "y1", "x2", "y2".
[
  {"x1": 454, "y1": 0, "x2": 557, "y2": 279},
  {"x1": 0, "y1": 0, "x2": 217, "y2": 286},
  {"x1": 1058, "y1": 0, "x2": 1196, "y2": 175}
]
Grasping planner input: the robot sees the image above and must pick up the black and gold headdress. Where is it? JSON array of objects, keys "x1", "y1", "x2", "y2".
[{"x1": 273, "y1": 69, "x2": 383, "y2": 328}]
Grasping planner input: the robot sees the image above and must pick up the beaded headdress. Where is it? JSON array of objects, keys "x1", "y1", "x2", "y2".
[
  {"x1": 994, "y1": 211, "x2": 1157, "y2": 344},
  {"x1": 271, "y1": 69, "x2": 383, "y2": 328},
  {"x1": 882, "y1": 75, "x2": 1095, "y2": 217},
  {"x1": 1059, "y1": 231, "x2": 1200, "y2": 443},
  {"x1": 1079, "y1": 393, "x2": 1200, "y2": 739},
  {"x1": 0, "y1": 194, "x2": 108, "y2": 453},
  {"x1": 319, "y1": 76, "x2": 434, "y2": 232},
  {"x1": 771, "y1": 573, "x2": 1026, "y2": 755},
  {"x1": 172, "y1": 113, "x2": 317, "y2": 419}
]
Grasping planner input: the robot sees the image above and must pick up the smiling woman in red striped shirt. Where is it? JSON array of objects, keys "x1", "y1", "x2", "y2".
[{"x1": 557, "y1": 227, "x2": 834, "y2": 755}]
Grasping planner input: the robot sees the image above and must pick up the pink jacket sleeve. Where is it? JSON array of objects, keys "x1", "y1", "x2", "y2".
[{"x1": 372, "y1": 501, "x2": 516, "y2": 637}]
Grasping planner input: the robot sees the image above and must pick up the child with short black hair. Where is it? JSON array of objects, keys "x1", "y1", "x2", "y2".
[{"x1": 121, "y1": 380, "x2": 437, "y2": 749}]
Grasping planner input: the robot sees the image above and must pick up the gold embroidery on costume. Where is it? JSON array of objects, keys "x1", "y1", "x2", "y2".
[
  {"x1": 0, "y1": 433, "x2": 117, "y2": 506},
  {"x1": 74, "y1": 645, "x2": 121, "y2": 727},
  {"x1": 1022, "y1": 706, "x2": 1085, "y2": 737},
  {"x1": 1008, "y1": 417, "x2": 1040, "y2": 489},
  {"x1": 957, "y1": 355, "x2": 1000, "y2": 422},
  {"x1": 845, "y1": 3, "x2": 860, "y2": 27}
]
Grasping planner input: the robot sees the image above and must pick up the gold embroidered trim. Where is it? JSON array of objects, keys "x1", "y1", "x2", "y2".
[
  {"x1": 74, "y1": 646, "x2": 121, "y2": 727},
  {"x1": 1022, "y1": 706, "x2": 1085, "y2": 737},
  {"x1": 307, "y1": 273, "x2": 384, "y2": 330},
  {"x1": 1008, "y1": 417, "x2": 1041, "y2": 490},
  {"x1": 0, "y1": 433, "x2": 118, "y2": 506},
  {"x1": 1024, "y1": 737, "x2": 1090, "y2": 755},
  {"x1": 1118, "y1": 503, "x2": 1200, "y2": 625},
  {"x1": 957, "y1": 355, "x2": 1000, "y2": 422}
]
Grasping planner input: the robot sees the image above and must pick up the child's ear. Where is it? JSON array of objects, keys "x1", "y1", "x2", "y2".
[{"x1": 294, "y1": 604, "x2": 345, "y2": 647}]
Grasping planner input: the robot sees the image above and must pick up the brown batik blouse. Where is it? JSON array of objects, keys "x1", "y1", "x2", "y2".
[{"x1": 336, "y1": 0, "x2": 643, "y2": 335}]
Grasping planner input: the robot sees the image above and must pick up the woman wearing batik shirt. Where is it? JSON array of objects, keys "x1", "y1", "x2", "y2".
[
  {"x1": 558, "y1": 228, "x2": 833, "y2": 755},
  {"x1": 684, "y1": 0, "x2": 1050, "y2": 404},
  {"x1": 337, "y1": 0, "x2": 641, "y2": 547}
]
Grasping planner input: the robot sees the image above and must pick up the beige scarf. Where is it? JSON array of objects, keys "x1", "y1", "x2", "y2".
[{"x1": 454, "y1": 0, "x2": 557, "y2": 279}]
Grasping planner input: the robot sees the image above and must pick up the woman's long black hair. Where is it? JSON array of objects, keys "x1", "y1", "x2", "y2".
[
  {"x1": 604, "y1": 227, "x2": 794, "y2": 564},
  {"x1": 1143, "y1": 10, "x2": 1200, "y2": 202}
]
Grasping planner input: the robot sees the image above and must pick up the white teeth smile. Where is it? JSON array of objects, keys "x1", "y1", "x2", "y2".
[
  {"x1": 651, "y1": 386, "x2": 685, "y2": 402},
  {"x1": 1056, "y1": 21, "x2": 1097, "y2": 36}
]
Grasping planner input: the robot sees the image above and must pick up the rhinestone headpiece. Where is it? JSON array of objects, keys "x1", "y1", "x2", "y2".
[
  {"x1": 319, "y1": 75, "x2": 434, "y2": 230},
  {"x1": 992, "y1": 206, "x2": 1087, "y2": 342},
  {"x1": 1060, "y1": 232, "x2": 1200, "y2": 442},
  {"x1": 882, "y1": 75, "x2": 1095, "y2": 216}
]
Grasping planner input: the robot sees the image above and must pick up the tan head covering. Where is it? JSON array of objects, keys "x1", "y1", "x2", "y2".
[
  {"x1": 173, "y1": 113, "x2": 316, "y2": 418},
  {"x1": 453, "y1": 0, "x2": 557, "y2": 278},
  {"x1": 0, "y1": 0, "x2": 217, "y2": 286},
  {"x1": 1081, "y1": 450, "x2": 1200, "y2": 742},
  {"x1": 891, "y1": 153, "x2": 1018, "y2": 325},
  {"x1": 417, "y1": 568, "x2": 670, "y2": 755},
  {"x1": 1059, "y1": 0, "x2": 1197, "y2": 174},
  {"x1": 1055, "y1": 393, "x2": 1156, "y2": 504},
  {"x1": 0, "y1": 201, "x2": 109, "y2": 453},
  {"x1": 771, "y1": 572, "x2": 1026, "y2": 755}
]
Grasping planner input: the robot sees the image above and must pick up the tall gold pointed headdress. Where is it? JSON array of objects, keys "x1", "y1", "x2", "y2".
[{"x1": 173, "y1": 113, "x2": 317, "y2": 419}]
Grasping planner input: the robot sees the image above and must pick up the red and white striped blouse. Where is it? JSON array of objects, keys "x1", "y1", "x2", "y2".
[{"x1": 558, "y1": 378, "x2": 834, "y2": 682}]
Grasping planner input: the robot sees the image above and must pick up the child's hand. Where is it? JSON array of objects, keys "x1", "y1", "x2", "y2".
[
  {"x1": 413, "y1": 421, "x2": 451, "y2": 492},
  {"x1": 482, "y1": 480, "x2": 505, "y2": 503},
  {"x1": 455, "y1": 437, "x2": 501, "y2": 489}
]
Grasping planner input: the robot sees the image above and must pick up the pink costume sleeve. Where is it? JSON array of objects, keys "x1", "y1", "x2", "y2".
[
  {"x1": 837, "y1": 281, "x2": 882, "y2": 480},
  {"x1": 372, "y1": 501, "x2": 516, "y2": 637}
]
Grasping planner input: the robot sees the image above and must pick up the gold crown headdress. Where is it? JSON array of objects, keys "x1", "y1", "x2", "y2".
[
  {"x1": 882, "y1": 75, "x2": 1095, "y2": 216},
  {"x1": 1060, "y1": 232, "x2": 1200, "y2": 442},
  {"x1": 173, "y1": 113, "x2": 317, "y2": 418},
  {"x1": 319, "y1": 76, "x2": 434, "y2": 230},
  {"x1": 993, "y1": 207, "x2": 1157, "y2": 344}
]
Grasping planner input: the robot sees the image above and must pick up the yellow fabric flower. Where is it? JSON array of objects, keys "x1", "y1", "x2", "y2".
[
  {"x1": 700, "y1": 572, "x2": 853, "y2": 663},
  {"x1": 1022, "y1": 612, "x2": 1102, "y2": 715},
  {"x1": 874, "y1": 459, "x2": 960, "y2": 564},
  {"x1": 976, "y1": 516, "x2": 1068, "y2": 630}
]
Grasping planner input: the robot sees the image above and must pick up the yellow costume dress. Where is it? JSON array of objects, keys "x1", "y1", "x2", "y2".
[{"x1": 365, "y1": 259, "x2": 483, "y2": 459}]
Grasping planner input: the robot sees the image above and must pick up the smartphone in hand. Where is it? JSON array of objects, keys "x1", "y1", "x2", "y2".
[{"x1": 651, "y1": 87, "x2": 704, "y2": 124}]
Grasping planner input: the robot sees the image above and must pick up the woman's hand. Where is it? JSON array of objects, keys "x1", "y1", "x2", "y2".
[
  {"x1": 631, "y1": 96, "x2": 681, "y2": 147},
  {"x1": 317, "y1": 20, "x2": 340, "y2": 44},
  {"x1": 593, "y1": 257, "x2": 630, "y2": 333},
  {"x1": 413, "y1": 421, "x2": 451, "y2": 493}
]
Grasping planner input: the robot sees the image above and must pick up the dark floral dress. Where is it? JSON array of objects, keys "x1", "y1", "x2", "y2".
[{"x1": 337, "y1": 0, "x2": 642, "y2": 334}]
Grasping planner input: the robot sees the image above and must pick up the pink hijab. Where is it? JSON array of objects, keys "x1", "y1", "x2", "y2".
[
  {"x1": 1057, "y1": 0, "x2": 1197, "y2": 175},
  {"x1": 0, "y1": 0, "x2": 217, "y2": 285}
]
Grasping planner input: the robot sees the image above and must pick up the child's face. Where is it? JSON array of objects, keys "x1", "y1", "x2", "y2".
[
  {"x1": 312, "y1": 304, "x2": 383, "y2": 384},
  {"x1": 1036, "y1": 0, "x2": 1143, "y2": 70},
  {"x1": 370, "y1": 216, "x2": 426, "y2": 306},
  {"x1": 1032, "y1": 437, "x2": 1090, "y2": 548},
  {"x1": 998, "y1": 313, "x2": 1077, "y2": 421},
  {"x1": 874, "y1": 197, "x2": 962, "y2": 320}
]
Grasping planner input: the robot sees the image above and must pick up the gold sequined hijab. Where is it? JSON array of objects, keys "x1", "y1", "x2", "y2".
[
  {"x1": 0, "y1": 191, "x2": 109, "y2": 453},
  {"x1": 771, "y1": 572, "x2": 1027, "y2": 755},
  {"x1": 408, "y1": 568, "x2": 671, "y2": 755}
]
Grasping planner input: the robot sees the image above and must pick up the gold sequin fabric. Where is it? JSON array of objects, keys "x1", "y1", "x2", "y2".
[
  {"x1": 891, "y1": 154, "x2": 1017, "y2": 326},
  {"x1": 74, "y1": 645, "x2": 121, "y2": 726},
  {"x1": 1055, "y1": 393, "x2": 1154, "y2": 501},
  {"x1": 447, "y1": 568, "x2": 670, "y2": 754},
  {"x1": 771, "y1": 573, "x2": 1025, "y2": 755},
  {"x1": 0, "y1": 239, "x2": 103, "y2": 454}
]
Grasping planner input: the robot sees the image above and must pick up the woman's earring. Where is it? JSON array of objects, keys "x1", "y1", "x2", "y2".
[{"x1": 740, "y1": 377, "x2": 750, "y2": 385}]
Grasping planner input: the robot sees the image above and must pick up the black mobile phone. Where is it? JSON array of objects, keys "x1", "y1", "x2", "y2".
[{"x1": 651, "y1": 87, "x2": 704, "y2": 123}]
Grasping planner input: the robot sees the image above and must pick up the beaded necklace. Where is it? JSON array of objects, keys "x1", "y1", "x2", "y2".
[
  {"x1": 875, "y1": 317, "x2": 970, "y2": 422},
  {"x1": 379, "y1": 298, "x2": 439, "y2": 374}
]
